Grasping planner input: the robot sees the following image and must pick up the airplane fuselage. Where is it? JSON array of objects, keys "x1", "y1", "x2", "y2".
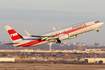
[{"x1": 5, "y1": 21, "x2": 104, "y2": 47}]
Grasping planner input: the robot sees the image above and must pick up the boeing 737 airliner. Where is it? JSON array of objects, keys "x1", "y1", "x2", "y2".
[{"x1": 4, "y1": 21, "x2": 104, "y2": 47}]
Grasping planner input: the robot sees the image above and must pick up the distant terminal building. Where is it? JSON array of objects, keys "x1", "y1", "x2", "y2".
[
  {"x1": 0, "y1": 58, "x2": 15, "y2": 62},
  {"x1": 75, "y1": 44, "x2": 86, "y2": 51},
  {"x1": 94, "y1": 42, "x2": 103, "y2": 47},
  {"x1": 85, "y1": 48, "x2": 101, "y2": 52},
  {"x1": 85, "y1": 58, "x2": 105, "y2": 63}
]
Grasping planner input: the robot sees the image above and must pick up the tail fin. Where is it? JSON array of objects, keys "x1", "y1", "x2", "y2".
[{"x1": 5, "y1": 25, "x2": 23, "y2": 42}]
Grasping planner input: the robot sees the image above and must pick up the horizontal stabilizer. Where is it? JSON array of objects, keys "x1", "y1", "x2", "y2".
[{"x1": 4, "y1": 42, "x2": 19, "y2": 45}]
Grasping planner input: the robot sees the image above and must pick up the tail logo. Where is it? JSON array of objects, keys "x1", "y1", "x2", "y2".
[{"x1": 10, "y1": 33, "x2": 18, "y2": 37}]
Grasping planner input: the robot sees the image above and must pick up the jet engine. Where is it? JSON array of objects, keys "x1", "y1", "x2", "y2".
[
  {"x1": 59, "y1": 34, "x2": 77, "y2": 40},
  {"x1": 55, "y1": 34, "x2": 77, "y2": 43},
  {"x1": 59, "y1": 34, "x2": 69, "y2": 40}
]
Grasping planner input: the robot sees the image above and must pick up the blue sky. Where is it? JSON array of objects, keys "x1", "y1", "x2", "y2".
[{"x1": 0, "y1": 0, "x2": 105, "y2": 44}]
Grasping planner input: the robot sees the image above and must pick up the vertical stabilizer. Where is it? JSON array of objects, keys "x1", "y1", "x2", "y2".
[{"x1": 5, "y1": 25, "x2": 23, "y2": 42}]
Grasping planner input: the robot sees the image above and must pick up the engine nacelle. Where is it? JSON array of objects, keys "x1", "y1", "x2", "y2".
[
  {"x1": 59, "y1": 34, "x2": 77, "y2": 40},
  {"x1": 59, "y1": 34, "x2": 69, "y2": 40}
]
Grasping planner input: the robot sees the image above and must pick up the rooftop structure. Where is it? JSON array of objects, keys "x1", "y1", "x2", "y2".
[{"x1": 85, "y1": 58, "x2": 105, "y2": 63}]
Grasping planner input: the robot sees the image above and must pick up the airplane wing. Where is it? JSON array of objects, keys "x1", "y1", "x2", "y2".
[
  {"x1": 25, "y1": 30, "x2": 59, "y2": 40},
  {"x1": 30, "y1": 35, "x2": 59, "y2": 40}
]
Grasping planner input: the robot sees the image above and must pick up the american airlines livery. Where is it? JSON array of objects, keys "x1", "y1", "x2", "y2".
[{"x1": 4, "y1": 21, "x2": 104, "y2": 47}]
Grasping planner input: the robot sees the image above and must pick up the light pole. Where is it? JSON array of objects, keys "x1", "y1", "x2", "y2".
[{"x1": 48, "y1": 42, "x2": 52, "y2": 51}]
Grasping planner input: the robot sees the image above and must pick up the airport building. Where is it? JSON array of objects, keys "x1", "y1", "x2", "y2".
[
  {"x1": 0, "y1": 58, "x2": 15, "y2": 62},
  {"x1": 85, "y1": 48, "x2": 101, "y2": 52},
  {"x1": 75, "y1": 44, "x2": 86, "y2": 51},
  {"x1": 85, "y1": 58, "x2": 105, "y2": 63}
]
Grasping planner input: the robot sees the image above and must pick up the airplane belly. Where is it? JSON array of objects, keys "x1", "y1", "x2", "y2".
[
  {"x1": 13, "y1": 40, "x2": 32, "y2": 47},
  {"x1": 31, "y1": 41, "x2": 49, "y2": 46},
  {"x1": 16, "y1": 39, "x2": 47, "y2": 47}
]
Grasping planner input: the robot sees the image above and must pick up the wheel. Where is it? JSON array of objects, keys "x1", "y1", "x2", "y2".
[
  {"x1": 56, "y1": 39, "x2": 61, "y2": 43},
  {"x1": 96, "y1": 30, "x2": 99, "y2": 32}
]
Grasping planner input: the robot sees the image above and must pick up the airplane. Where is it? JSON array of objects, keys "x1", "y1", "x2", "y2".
[{"x1": 4, "y1": 21, "x2": 104, "y2": 47}]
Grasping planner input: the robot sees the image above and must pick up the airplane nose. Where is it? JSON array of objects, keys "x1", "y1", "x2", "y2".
[
  {"x1": 97, "y1": 22, "x2": 104, "y2": 27},
  {"x1": 101, "y1": 22, "x2": 104, "y2": 25}
]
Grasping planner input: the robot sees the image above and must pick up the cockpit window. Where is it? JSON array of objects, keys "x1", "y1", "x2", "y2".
[{"x1": 95, "y1": 21, "x2": 100, "y2": 23}]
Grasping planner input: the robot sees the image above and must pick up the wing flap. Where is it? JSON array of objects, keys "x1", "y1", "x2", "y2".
[
  {"x1": 30, "y1": 35, "x2": 59, "y2": 40},
  {"x1": 24, "y1": 30, "x2": 59, "y2": 40}
]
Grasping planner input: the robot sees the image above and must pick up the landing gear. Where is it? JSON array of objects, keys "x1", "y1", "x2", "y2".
[
  {"x1": 56, "y1": 39, "x2": 61, "y2": 43},
  {"x1": 96, "y1": 30, "x2": 99, "y2": 32},
  {"x1": 95, "y1": 28, "x2": 99, "y2": 32}
]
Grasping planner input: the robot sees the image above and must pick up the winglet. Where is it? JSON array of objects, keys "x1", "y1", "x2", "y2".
[
  {"x1": 25, "y1": 30, "x2": 31, "y2": 36},
  {"x1": 5, "y1": 25, "x2": 12, "y2": 30},
  {"x1": 52, "y1": 27, "x2": 56, "y2": 30}
]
